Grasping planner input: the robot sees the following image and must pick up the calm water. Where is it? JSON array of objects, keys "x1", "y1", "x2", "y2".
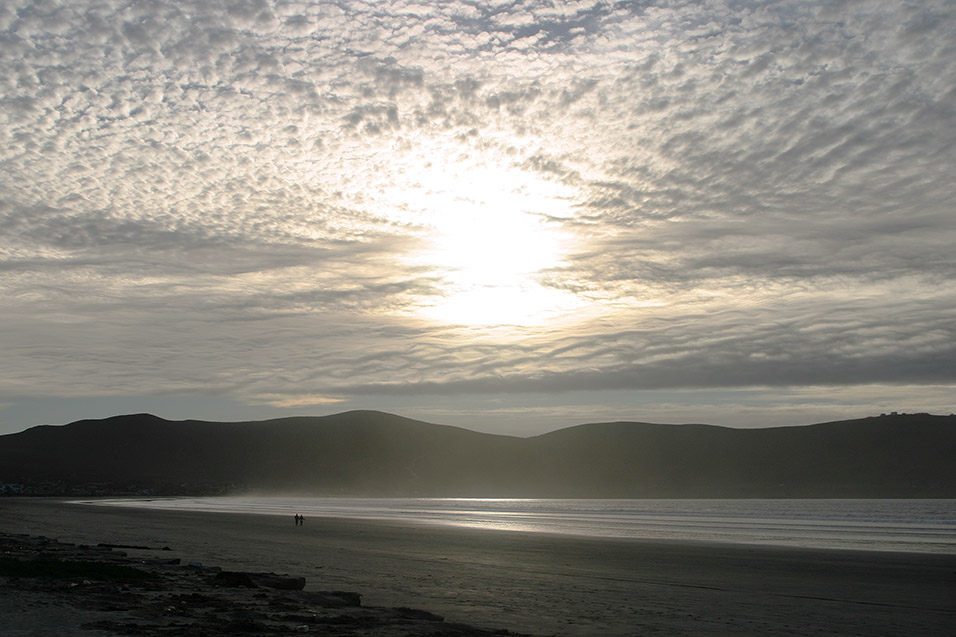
[{"x1": 88, "y1": 497, "x2": 956, "y2": 554}]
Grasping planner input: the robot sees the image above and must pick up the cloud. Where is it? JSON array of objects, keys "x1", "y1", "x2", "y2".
[
  {"x1": 0, "y1": 0, "x2": 954, "y2": 424},
  {"x1": 321, "y1": 292, "x2": 956, "y2": 397},
  {"x1": 250, "y1": 394, "x2": 344, "y2": 408}
]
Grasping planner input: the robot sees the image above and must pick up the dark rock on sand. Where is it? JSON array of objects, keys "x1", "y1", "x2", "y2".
[
  {"x1": 393, "y1": 606, "x2": 445, "y2": 621},
  {"x1": 0, "y1": 532, "x2": 529, "y2": 636},
  {"x1": 213, "y1": 570, "x2": 258, "y2": 588},
  {"x1": 213, "y1": 570, "x2": 307, "y2": 590},
  {"x1": 294, "y1": 590, "x2": 363, "y2": 607},
  {"x1": 251, "y1": 573, "x2": 307, "y2": 590}
]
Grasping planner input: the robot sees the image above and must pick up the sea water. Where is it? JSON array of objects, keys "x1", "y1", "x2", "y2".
[{"x1": 87, "y1": 497, "x2": 956, "y2": 554}]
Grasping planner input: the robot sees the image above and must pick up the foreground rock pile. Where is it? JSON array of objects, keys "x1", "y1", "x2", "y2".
[{"x1": 0, "y1": 532, "x2": 526, "y2": 636}]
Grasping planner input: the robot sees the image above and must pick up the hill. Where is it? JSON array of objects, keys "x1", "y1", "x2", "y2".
[{"x1": 1, "y1": 411, "x2": 953, "y2": 497}]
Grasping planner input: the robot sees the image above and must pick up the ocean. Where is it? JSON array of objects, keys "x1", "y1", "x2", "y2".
[{"x1": 85, "y1": 496, "x2": 956, "y2": 554}]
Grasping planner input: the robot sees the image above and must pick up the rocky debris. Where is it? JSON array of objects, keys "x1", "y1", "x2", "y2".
[
  {"x1": 0, "y1": 532, "x2": 529, "y2": 636},
  {"x1": 392, "y1": 606, "x2": 445, "y2": 621},
  {"x1": 212, "y1": 570, "x2": 258, "y2": 588},
  {"x1": 97, "y1": 542, "x2": 172, "y2": 551}
]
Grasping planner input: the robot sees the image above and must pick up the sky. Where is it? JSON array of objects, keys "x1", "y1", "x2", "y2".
[{"x1": 1, "y1": 0, "x2": 955, "y2": 437}]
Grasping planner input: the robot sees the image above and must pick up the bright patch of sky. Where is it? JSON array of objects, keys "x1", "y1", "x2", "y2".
[{"x1": 1, "y1": 0, "x2": 954, "y2": 434}]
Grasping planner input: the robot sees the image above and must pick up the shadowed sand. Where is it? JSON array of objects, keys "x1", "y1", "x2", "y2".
[{"x1": 2, "y1": 498, "x2": 954, "y2": 636}]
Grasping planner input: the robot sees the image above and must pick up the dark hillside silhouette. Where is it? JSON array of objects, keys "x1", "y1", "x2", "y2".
[{"x1": 0, "y1": 411, "x2": 953, "y2": 497}]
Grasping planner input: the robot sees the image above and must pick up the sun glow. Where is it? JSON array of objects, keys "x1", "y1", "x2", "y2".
[{"x1": 397, "y1": 159, "x2": 585, "y2": 326}]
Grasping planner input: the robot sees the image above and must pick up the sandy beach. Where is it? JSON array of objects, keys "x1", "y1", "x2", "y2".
[{"x1": 2, "y1": 498, "x2": 954, "y2": 636}]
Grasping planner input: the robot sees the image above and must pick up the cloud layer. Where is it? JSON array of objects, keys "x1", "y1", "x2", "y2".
[{"x1": 1, "y1": 1, "x2": 954, "y2": 429}]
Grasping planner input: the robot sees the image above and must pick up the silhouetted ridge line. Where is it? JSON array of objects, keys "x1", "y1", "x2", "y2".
[{"x1": 1, "y1": 412, "x2": 953, "y2": 497}]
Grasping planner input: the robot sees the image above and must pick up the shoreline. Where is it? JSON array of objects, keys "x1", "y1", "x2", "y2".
[
  {"x1": 3, "y1": 497, "x2": 955, "y2": 636},
  {"x1": 76, "y1": 494, "x2": 956, "y2": 555}
]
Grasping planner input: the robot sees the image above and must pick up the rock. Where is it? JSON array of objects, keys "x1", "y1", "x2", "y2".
[
  {"x1": 1, "y1": 532, "x2": 528, "y2": 637},
  {"x1": 294, "y1": 590, "x2": 362, "y2": 607},
  {"x1": 213, "y1": 571, "x2": 258, "y2": 588},
  {"x1": 393, "y1": 607, "x2": 444, "y2": 622},
  {"x1": 250, "y1": 573, "x2": 306, "y2": 591},
  {"x1": 141, "y1": 557, "x2": 181, "y2": 565},
  {"x1": 97, "y1": 543, "x2": 154, "y2": 550},
  {"x1": 212, "y1": 570, "x2": 306, "y2": 590}
]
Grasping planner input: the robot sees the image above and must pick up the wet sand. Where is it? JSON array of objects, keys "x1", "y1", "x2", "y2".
[{"x1": 2, "y1": 497, "x2": 954, "y2": 636}]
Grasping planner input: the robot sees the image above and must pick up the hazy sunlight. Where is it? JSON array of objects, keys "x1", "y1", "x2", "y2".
[{"x1": 398, "y1": 158, "x2": 586, "y2": 326}]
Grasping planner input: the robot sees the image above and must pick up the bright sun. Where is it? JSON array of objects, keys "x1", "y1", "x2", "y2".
[{"x1": 389, "y1": 155, "x2": 585, "y2": 326}]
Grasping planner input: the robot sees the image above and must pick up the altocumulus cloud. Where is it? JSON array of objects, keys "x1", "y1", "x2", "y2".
[{"x1": 1, "y1": 0, "x2": 954, "y2": 429}]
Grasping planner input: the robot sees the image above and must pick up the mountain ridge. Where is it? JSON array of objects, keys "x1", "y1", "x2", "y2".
[{"x1": 1, "y1": 411, "x2": 953, "y2": 498}]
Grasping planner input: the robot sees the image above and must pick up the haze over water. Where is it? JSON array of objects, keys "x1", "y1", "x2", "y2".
[{"x1": 89, "y1": 497, "x2": 956, "y2": 555}]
